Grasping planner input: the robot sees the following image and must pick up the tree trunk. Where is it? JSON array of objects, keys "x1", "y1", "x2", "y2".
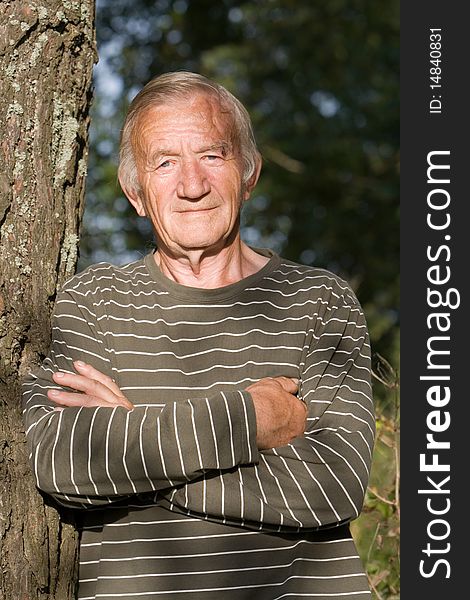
[{"x1": 0, "y1": 1, "x2": 96, "y2": 598}]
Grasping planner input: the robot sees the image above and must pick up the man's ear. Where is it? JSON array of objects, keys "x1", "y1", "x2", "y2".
[
  {"x1": 243, "y1": 154, "x2": 262, "y2": 201},
  {"x1": 119, "y1": 174, "x2": 146, "y2": 217}
]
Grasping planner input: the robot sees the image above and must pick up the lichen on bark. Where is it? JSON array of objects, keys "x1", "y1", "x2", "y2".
[{"x1": 0, "y1": 1, "x2": 97, "y2": 598}]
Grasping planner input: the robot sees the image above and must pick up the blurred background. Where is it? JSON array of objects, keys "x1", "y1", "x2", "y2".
[{"x1": 79, "y1": 1, "x2": 400, "y2": 597}]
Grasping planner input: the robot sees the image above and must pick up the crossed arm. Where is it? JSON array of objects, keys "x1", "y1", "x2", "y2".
[
  {"x1": 49, "y1": 361, "x2": 306, "y2": 450},
  {"x1": 22, "y1": 287, "x2": 374, "y2": 530}
]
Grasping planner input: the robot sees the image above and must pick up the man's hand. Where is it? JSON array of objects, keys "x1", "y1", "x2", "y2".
[
  {"x1": 48, "y1": 361, "x2": 134, "y2": 410},
  {"x1": 246, "y1": 377, "x2": 307, "y2": 450}
]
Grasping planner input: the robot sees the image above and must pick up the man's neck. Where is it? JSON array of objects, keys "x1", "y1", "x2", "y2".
[{"x1": 153, "y1": 240, "x2": 270, "y2": 289}]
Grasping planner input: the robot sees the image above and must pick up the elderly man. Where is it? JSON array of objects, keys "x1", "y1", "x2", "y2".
[{"x1": 23, "y1": 72, "x2": 375, "y2": 599}]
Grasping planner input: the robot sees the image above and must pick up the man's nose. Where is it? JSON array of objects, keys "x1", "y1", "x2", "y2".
[{"x1": 176, "y1": 160, "x2": 210, "y2": 199}]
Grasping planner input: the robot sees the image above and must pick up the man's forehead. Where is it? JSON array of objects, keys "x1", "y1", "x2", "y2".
[
  {"x1": 133, "y1": 94, "x2": 235, "y2": 153},
  {"x1": 144, "y1": 93, "x2": 225, "y2": 121},
  {"x1": 137, "y1": 94, "x2": 232, "y2": 135}
]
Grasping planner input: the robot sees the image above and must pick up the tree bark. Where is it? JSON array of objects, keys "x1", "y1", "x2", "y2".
[{"x1": 0, "y1": 1, "x2": 96, "y2": 598}]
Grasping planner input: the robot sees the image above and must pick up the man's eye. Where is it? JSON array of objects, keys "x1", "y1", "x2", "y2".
[
  {"x1": 158, "y1": 160, "x2": 171, "y2": 169},
  {"x1": 205, "y1": 154, "x2": 222, "y2": 162}
]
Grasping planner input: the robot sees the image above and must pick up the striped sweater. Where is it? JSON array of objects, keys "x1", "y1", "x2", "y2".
[{"x1": 22, "y1": 249, "x2": 375, "y2": 599}]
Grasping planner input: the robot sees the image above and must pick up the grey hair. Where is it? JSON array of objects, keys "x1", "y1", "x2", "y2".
[{"x1": 118, "y1": 71, "x2": 261, "y2": 194}]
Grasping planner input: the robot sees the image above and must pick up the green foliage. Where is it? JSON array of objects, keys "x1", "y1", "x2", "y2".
[
  {"x1": 80, "y1": 2, "x2": 400, "y2": 596},
  {"x1": 352, "y1": 356, "x2": 400, "y2": 599}
]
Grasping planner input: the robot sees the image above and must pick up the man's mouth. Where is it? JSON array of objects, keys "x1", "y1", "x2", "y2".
[{"x1": 176, "y1": 206, "x2": 217, "y2": 214}]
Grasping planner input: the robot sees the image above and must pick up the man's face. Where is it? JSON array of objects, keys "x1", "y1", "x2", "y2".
[{"x1": 125, "y1": 94, "x2": 256, "y2": 257}]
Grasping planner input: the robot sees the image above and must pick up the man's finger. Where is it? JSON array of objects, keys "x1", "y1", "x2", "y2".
[
  {"x1": 48, "y1": 387, "x2": 132, "y2": 409},
  {"x1": 272, "y1": 376, "x2": 300, "y2": 394},
  {"x1": 73, "y1": 361, "x2": 123, "y2": 396},
  {"x1": 52, "y1": 371, "x2": 115, "y2": 400},
  {"x1": 51, "y1": 370, "x2": 133, "y2": 410},
  {"x1": 48, "y1": 389, "x2": 105, "y2": 408}
]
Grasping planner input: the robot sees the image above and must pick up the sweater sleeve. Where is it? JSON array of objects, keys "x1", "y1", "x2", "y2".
[
  {"x1": 22, "y1": 288, "x2": 258, "y2": 509},
  {"x1": 166, "y1": 294, "x2": 375, "y2": 531}
]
